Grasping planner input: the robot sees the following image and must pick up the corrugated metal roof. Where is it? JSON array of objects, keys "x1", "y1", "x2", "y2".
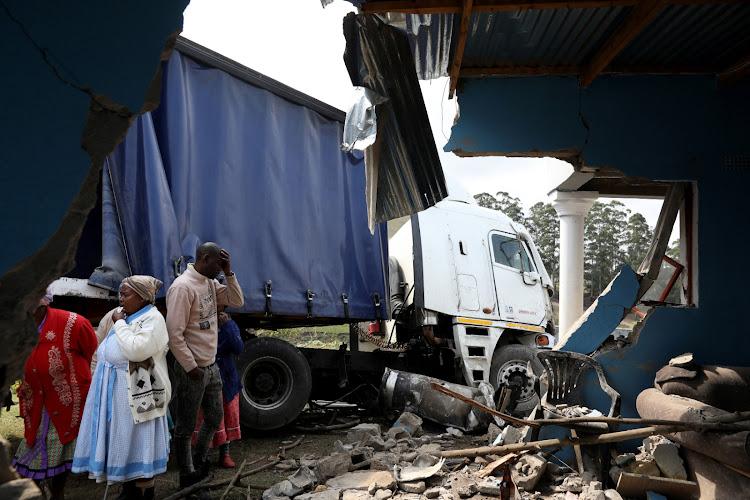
[
  {"x1": 461, "y1": 7, "x2": 628, "y2": 69},
  {"x1": 613, "y1": 3, "x2": 750, "y2": 69},
  {"x1": 375, "y1": 12, "x2": 457, "y2": 79}
]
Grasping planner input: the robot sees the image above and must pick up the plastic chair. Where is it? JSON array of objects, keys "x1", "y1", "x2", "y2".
[{"x1": 536, "y1": 350, "x2": 621, "y2": 433}]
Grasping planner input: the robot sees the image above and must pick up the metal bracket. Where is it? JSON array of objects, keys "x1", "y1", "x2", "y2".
[
  {"x1": 342, "y1": 293, "x2": 349, "y2": 319},
  {"x1": 373, "y1": 293, "x2": 381, "y2": 320},
  {"x1": 264, "y1": 280, "x2": 273, "y2": 317},
  {"x1": 306, "y1": 289, "x2": 315, "y2": 318}
]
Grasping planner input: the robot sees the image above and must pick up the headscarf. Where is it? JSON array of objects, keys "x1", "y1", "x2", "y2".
[
  {"x1": 39, "y1": 287, "x2": 53, "y2": 306},
  {"x1": 122, "y1": 275, "x2": 163, "y2": 305}
]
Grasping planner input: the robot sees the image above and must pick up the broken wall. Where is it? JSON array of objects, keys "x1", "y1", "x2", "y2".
[
  {"x1": 446, "y1": 74, "x2": 750, "y2": 420},
  {"x1": 0, "y1": 1, "x2": 189, "y2": 394}
]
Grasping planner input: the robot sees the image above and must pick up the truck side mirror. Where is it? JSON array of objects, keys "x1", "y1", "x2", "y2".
[{"x1": 524, "y1": 271, "x2": 540, "y2": 284}]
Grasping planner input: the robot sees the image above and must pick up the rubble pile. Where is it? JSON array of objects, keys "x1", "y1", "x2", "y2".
[
  {"x1": 262, "y1": 413, "x2": 635, "y2": 500},
  {"x1": 608, "y1": 435, "x2": 688, "y2": 486}
]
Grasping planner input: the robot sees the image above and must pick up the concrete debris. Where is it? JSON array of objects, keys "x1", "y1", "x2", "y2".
[
  {"x1": 487, "y1": 423, "x2": 502, "y2": 445},
  {"x1": 327, "y1": 470, "x2": 396, "y2": 491},
  {"x1": 394, "y1": 458, "x2": 445, "y2": 482},
  {"x1": 348, "y1": 423, "x2": 382, "y2": 444},
  {"x1": 445, "y1": 427, "x2": 464, "y2": 438},
  {"x1": 374, "y1": 489, "x2": 393, "y2": 500},
  {"x1": 386, "y1": 426, "x2": 412, "y2": 442},
  {"x1": 499, "y1": 425, "x2": 522, "y2": 446},
  {"x1": 290, "y1": 466, "x2": 319, "y2": 490},
  {"x1": 424, "y1": 486, "x2": 441, "y2": 498},
  {"x1": 264, "y1": 480, "x2": 304, "y2": 499},
  {"x1": 296, "y1": 490, "x2": 342, "y2": 500},
  {"x1": 360, "y1": 433, "x2": 387, "y2": 451},
  {"x1": 579, "y1": 480, "x2": 605, "y2": 500},
  {"x1": 317, "y1": 453, "x2": 354, "y2": 480},
  {"x1": 0, "y1": 479, "x2": 42, "y2": 500},
  {"x1": 641, "y1": 436, "x2": 687, "y2": 480},
  {"x1": 413, "y1": 453, "x2": 440, "y2": 467},
  {"x1": 455, "y1": 483, "x2": 478, "y2": 498},
  {"x1": 477, "y1": 480, "x2": 501, "y2": 496},
  {"x1": 398, "y1": 480, "x2": 426, "y2": 493},
  {"x1": 603, "y1": 490, "x2": 623, "y2": 500},
  {"x1": 627, "y1": 454, "x2": 661, "y2": 477},
  {"x1": 561, "y1": 475, "x2": 584, "y2": 493},
  {"x1": 392, "y1": 412, "x2": 423, "y2": 437},
  {"x1": 512, "y1": 454, "x2": 548, "y2": 491},
  {"x1": 342, "y1": 490, "x2": 372, "y2": 500}
]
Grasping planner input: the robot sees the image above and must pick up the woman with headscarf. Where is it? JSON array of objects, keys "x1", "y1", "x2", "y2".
[
  {"x1": 13, "y1": 288, "x2": 98, "y2": 500},
  {"x1": 72, "y1": 276, "x2": 171, "y2": 500}
]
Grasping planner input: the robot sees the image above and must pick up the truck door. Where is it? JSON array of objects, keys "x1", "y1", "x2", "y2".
[{"x1": 489, "y1": 232, "x2": 547, "y2": 326}]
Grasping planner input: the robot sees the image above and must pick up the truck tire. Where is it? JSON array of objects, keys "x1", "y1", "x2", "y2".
[
  {"x1": 489, "y1": 344, "x2": 543, "y2": 417},
  {"x1": 236, "y1": 337, "x2": 312, "y2": 430}
]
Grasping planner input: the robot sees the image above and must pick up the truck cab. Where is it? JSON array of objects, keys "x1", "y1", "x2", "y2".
[{"x1": 388, "y1": 195, "x2": 556, "y2": 415}]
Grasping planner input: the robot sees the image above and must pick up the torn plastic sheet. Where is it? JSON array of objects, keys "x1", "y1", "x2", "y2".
[
  {"x1": 380, "y1": 368, "x2": 493, "y2": 432},
  {"x1": 341, "y1": 86, "x2": 388, "y2": 152}
]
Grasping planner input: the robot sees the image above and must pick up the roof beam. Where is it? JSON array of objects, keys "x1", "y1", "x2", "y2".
[
  {"x1": 717, "y1": 52, "x2": 750, "y2": 87},
  {"x1": 460, "y1": 64, "x2": 717, "y2": 77},
  {"x1": 579, "y1": 0, "x2": 666, "y2": 87},
  {"x1": 449, "y1": 0, "x2": 473, "y2": 98},
  {"x1": 360, "y1": 0, "x2": 747, "y2": 14}
]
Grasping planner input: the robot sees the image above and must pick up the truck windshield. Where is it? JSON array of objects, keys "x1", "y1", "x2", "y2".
[{"x1": 491, "y1": 233, "x2": 536, "y2": 273}]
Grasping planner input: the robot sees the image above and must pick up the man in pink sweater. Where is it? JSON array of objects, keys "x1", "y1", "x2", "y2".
[{"x1": 166, "y1": 242, "x2": 244, "y2": 491}]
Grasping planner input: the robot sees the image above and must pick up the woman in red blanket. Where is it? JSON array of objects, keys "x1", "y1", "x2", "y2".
[{"x1": 13, "y1": 288, "x2": 97, "y2": 500}]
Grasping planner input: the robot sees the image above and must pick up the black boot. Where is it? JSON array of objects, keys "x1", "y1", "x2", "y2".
[
  {"x1": 141, "y1": 486, "x2": 155, "y2": 500},
  {"x1": 115, "y1": 480, "x2": 141, "y2": 500}
]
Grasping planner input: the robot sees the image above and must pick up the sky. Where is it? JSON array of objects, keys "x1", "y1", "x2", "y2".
[{"x1": 181, "y1": 0, "x2": 671, "y2": 233}]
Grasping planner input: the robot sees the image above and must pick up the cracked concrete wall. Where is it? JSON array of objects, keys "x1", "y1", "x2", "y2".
[
  {"x1": 446, "y1": 74, "x2": 750, "y2": 423},
  {"x1": 0, "y1": 1, "x2": 189, "y2": 395}
]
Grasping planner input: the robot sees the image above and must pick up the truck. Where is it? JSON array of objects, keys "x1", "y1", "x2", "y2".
[{"x1": 52, "y1": 37, "x2": 555, "y2": 430}]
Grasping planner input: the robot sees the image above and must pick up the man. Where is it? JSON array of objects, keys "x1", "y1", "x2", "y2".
[{"x1": 166, "y1": 242, "x2": 244, "y2": 490}]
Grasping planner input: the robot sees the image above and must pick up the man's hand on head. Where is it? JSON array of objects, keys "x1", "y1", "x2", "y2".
[{"x1": 220, "y1": 249, "x2": 232, "y2": 275}]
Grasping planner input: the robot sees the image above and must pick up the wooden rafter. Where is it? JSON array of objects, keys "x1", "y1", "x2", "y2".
[
  {"x1": 460, "y1": 64, "x2": 718, "y2": 77},
  {"x1": 360, "y1": 0, "x2": 748, "y2": 14},
  {"x1": 449, "y1": 0, "x2": 474, "y2": 98},
  {"x1": 717, "y1": 52, "x2": 750, "y2": 87},
  {"x1": 579, "y1": 0, "x2": 666, "y2": 87}
]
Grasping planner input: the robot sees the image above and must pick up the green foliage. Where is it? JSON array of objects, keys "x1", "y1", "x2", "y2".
[
  {"x1": 526, "y1": 202, "x2": 559, "y2": 286},
  {"x1": 667, "y1": 238, "x2": 680, "y2": 260},
  {"x1": 624, "y1": 212, "x2": 654, "y2": 271},
  {"x1": 494, "y1": 191, "x2": 526, "y2": 224}
]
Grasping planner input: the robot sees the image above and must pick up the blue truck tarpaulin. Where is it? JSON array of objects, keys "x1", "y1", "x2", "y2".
[{"x1": 88, "y1": 44, "x2": 388, "y2": 320}]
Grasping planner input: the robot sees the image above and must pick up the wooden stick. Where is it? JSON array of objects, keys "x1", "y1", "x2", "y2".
[
  {"x1": 429, "y1": 382, "x2": 540, "y2": 428},
  {"x1": 477, "y1": 453, "x2": 518, "y2": 478},
  {"x1": 441, "y1": 425, "x2": 685, "y2": 458},
  {"x1": 162, "y1": 476, "x2": 213, "y2": 500},
  {"x1": 279, "y1": 435, "x2": 305, "y2": 457},
  {"x1": 220, "y1": 458, "x2": 249, "y2": 500},
  {"x1": 499, "y1": 388, "x2": 512, "y2": 414},
  {"x1": 719, "y1": 461, "x2": 750, "y2": 479},
  {"x1": 570, "y1": 429, "x2": 585, "y2": 474},
  {"x1": 293, "y1": 419, "x2": 360, "y2": 433}
]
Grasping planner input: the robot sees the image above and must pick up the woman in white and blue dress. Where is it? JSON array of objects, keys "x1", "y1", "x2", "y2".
[{"x1": 73, "y1": 275, "x2": 171, "y2": 500}]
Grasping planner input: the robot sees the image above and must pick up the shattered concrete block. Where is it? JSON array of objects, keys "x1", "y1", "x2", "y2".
[
  {"x1": 327, "y1": 470, "x2": 397, "y2": 492},
  {"x1": 383, "y1": 438, "x2": 397, "y2": 451},
  {"x1": 348, "y1": 423, "x2": 382, "y2": 444},
  {"x1": 399, "y1": 481, "x2": 426, "y2": 494},
  {"x1": 297, "y1": 490, "x2": 342, "y2": 500},
  {"x1": 413, "y1": 453, "x2": 440, "y2": 467},
  {"x1": 399, "y1": 451, "x2": 418, "y2": 463},
  {"x1": 351, "y1": 447, "x2": 375, "y2": 466},
  {"x1": 627, "y1": 454, "x2": 661, "y2": 477},
  {"x1": 334, "y1": 440, "x2": 348, "y2": 453},
  {"x1": 512, "y1": 454, "x2": 548, "y2": 491},
  {"x1": 446, "y1": 427, "x2": 464, "y2": 438},
  {"x1": 487, "y1": 423, "x2": 502, "y2": 445},
  {"x1": 374, "y1": 489, "x2": 393, "y2": 500},
  {"x1": 317, "y1": 453, "x2": 353, "y2": 480},
  {"x1": 301, "y1": 456, "x2": 319, "y2": 469},
  {"x1": 263, "y1": 480, "x2": 303, "y2": 500},
  {"x1": 608, "y1": 466, "x2": 625, "y2": 485},
  {"x1": 290, "y1": 466, "x2": 318, "y2": 490},
  {"x1": 360, "y1": 434, "x2": 387, "y2": 451},
  {"x1": 416, "y1": 443, "x2": 442, "y2": 455},
  {"x1": 342, "y1": 490, "x2": 373, "y2": 500},
  {"x1": 424, "y1": 487, "x2": 441, "y2": 499},
  {"x1": 500, "y1": 426, "x2": 522, "y2": 445},
  {"x1": 392, "y1": 412, "x2": 423, "y2": 437},
  {"x1": 561, "y1": 475, "x2": 584, "y2": 493},
  {"x1": 564, "y1": 493, "x2": 580, "y2": 500},
  {"x1": 603, "y1": 490, "x2": 623, "y2": 500},
  {"x1": 455, "y1": 484, "x2": 478, "y2": 498},
  {"x1": 387, "y1": 427, "x2": 412, "y2": 442},
  {"x1": 650, "y1": 442, "x2": 687, "y2": 480},
  {"x1": 477, "y1": 481, "x2": 501, "y2": 496}
]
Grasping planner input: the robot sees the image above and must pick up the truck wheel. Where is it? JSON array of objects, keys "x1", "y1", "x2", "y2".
[
  {"x1": 236, "y1": 337, "x2": 312, "y2": 430},
  {"x1": 489, "y1": 344, "x2": 542, "y2": 417}
]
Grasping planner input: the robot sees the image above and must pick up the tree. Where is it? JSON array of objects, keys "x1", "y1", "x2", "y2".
[
  {"x1": 667, "y1": 238, "x2": 680, "y2": 260},
  {"x1": 624, "y1": 213, "x2": 653, "y2": 270},
  {"x1": 584, "y1": 201, "x2": 630, "y2": 299},
  {"x1": 494, "y1": 191, "x2": 526, "y2": 224},
  {"x1": 525, "y1": 202, "x2": 559, "y2": 286},
  {"x1": 474, "y1": 192, "x2": 500, "y2": 211}
]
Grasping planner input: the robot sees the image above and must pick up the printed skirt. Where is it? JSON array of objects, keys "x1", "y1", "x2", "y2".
[{"x1": 13, "y1": 408, "x2": 76, "y2": 479}]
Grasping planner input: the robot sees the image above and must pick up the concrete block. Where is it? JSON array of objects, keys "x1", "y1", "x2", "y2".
[
  {"x1": 387, "y1": 427, "x2": 411, "y2": 441},
  {"x1": 348, "y1": 423, "x2": 382, "y2": 445},
  {"x1": 487, "y1": 423, "x2": 502, "y2": 445},
  {"x1": 500, "y1": 426, "x2": 522, "y2": 445},
  {"x1": 317, "y1": 453, "x2": 353, "y2": 480},
  {"x1": 477, "y1": 481, "x2": 501, "y2": 496},
  {"x1": 392, "y1": 412, "x2": 423, "y2": 437},
  {"x1": 455, "y1": 484, "x2": 478, "y2": 498},
  {"x1": 603, "y1": 490, "x2": 624, "y2": 500},
  {"x1": 398, "y1": 481, "x2": 426, "y2": 494},
  {"x1": 561, "y1": 475, "x2": 584, "y2": 493},
  {"x1": 627, "y1": 455, "x2": 661, "y2": 477},
  {"x1": 374, "y1": 489, "x2": 393, "y2": 500},
  {"x1": 290, "y1": 466, "x2": 318, "y2": 490},
  {"x1": 651, "y1": 442, "x2": 687, "y2": 480},
  {"x1": 298, "y1": 490, "x2": 342, "y2": 500},
  {"x1": 263, "y1": 480, "x2": 303, "y2": 499},
  {"x1": 512, "y1": 454, "x2": 548, "y2": 491},
  {"x1": 342, "y1": 490, "x2": 373, "y2": 500},
  {"x1": 424, "y1": 487, "x2": 441, "y2": 498},
  {"x1": 360, "y1": 434, "x2": 386, "y2": 451},
  {"x1": 327, "y1": 471, "x2": 397, "y2": 491}
]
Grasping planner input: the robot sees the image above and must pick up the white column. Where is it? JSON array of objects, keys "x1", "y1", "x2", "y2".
[{"x1": 550, "y1": 190, "x2": 598, "y2": 337}]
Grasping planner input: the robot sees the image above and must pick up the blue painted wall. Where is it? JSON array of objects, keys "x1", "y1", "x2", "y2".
[
  {"x1": 0, "y1": 1, "x2": 188, "y2": 276},
  {"x1": 448, "y1": 74, "x2": 750, "y2": 420}
]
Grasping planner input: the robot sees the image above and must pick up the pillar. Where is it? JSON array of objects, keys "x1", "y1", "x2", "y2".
[{"x1": 550, "y1": 190, "x2": 598, "y2": 336}]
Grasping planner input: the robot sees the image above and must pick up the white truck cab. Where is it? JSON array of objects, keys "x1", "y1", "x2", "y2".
[{"x1": 388, "y1": 196, "x2": 556, "y2": 415}]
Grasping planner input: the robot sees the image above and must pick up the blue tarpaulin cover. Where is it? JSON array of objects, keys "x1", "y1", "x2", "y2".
[{"x1": 89, "y1": 48, "x2": 388, "y2": 320}]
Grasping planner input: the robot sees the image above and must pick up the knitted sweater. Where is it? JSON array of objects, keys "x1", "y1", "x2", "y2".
[{"x1": 166, "y1": 265, "x2": 244, "y2": 371}]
